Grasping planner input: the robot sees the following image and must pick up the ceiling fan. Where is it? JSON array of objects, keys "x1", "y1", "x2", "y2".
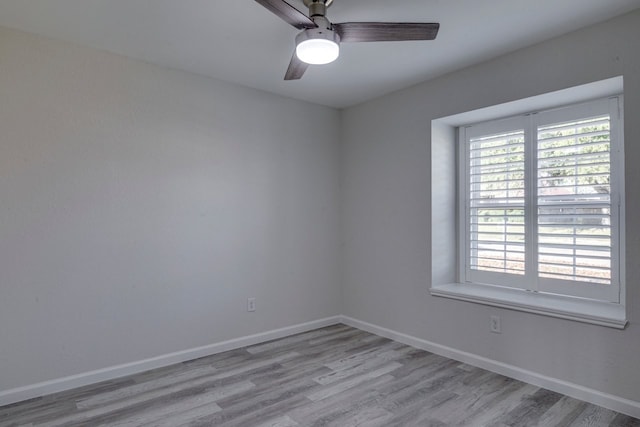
[{"x1": 254, "y1": 0, "x2": 440, "y2": 80}]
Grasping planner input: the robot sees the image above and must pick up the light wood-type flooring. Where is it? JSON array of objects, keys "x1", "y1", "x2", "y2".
[{"x1": 1, "y1": 324, "x2": 638, "y2": 426}]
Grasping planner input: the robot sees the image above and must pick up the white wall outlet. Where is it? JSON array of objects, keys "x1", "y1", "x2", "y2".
[
  {"x1": 247, "y1": 297, "x2": 256, "y2": 312},
  {"x1": 490, "y1": 315, "x2": 501, "y2": 333}
]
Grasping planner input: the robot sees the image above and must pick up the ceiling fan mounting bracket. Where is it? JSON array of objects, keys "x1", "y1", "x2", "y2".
[
  {"x1": 303, "y1": 0, "x2": 332, "y2": 21},
  {"x1": 303, "y1": 0, "x2": 333, "y2": 8}
]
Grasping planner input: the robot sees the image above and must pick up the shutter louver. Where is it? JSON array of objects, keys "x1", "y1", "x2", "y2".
[
  {"x1": 537, "y1": 116, "x2": 612, "y2": 285},
  {"x1": 469, "y1": 130, "x2": 526, "y2": 275}
]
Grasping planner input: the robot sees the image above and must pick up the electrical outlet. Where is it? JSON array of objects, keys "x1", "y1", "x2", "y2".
[
  {"x1": 247, "y1": 298, "x2": 256, "y2": 312},
  {"x1": 490, "y1": 315, "x2": 501, "y2": 333}
]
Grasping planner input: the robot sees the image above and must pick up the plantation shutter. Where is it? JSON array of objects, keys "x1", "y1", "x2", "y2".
[
  {"x1": 463, "y1": 117, "x2": 529, "y2": 289},
  {"x1": 537, "y1": 116, "x2": 611, "y2": 283},
  {"x1": 534, "y1": 99, "x2": 621, "y2": 302}
]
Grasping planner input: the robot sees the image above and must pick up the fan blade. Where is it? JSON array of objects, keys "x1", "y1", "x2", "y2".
[
  {"x1": 254, "y1": 0, "x2": 317, "y2": 30},
  {"x1": 284, "y1": 51, "x2": 309, "y2": 80},
  {"x1": 333, "y1": 22, "x2": 439, "y2": 43}
]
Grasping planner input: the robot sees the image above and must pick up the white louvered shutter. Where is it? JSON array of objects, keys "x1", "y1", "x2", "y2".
[
  {"x1": 463, "y1": 117, "x2": 529, "y2": 289},
  {"x1": 534, "y1": 98, "x2": 621, "y2": 302},
  {"x1": 537, "y1": 116, "x2": 611, "y2": 283}
]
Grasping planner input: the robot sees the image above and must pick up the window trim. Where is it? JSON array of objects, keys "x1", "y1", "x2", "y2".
[
  {"x1": 430, "y1": 85, "x2": 626, "y2": 329},
  {"x1": 430, "y1": 282, "x2": 627, "y2": 329}
]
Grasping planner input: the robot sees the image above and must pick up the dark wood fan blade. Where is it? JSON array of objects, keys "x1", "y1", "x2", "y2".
[
  {"x1": 254, "y1": 0, "x2": 317, "y2": 30},
  {"x1": 284, "y1": 51, "x2": 309, "y2": 80},
  {"x1": 333, "y1": 22, "x2": 439, "y2": 43}
]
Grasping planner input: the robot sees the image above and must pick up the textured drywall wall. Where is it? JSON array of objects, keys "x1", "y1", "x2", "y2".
[
  {"x1": 341, "y1": 9, "x2": 640, "y2": 402},
  {"x1": 0, "y1": 26, "x2": 341, "y2": 391}
]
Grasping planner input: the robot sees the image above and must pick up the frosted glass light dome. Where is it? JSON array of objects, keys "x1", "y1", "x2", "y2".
[
  {"x1": 296, "y1": 38, "x2": 339, "y2": 64},
  {"x1": 295, "y1": 28, "x2": 340, "y2": 65}
]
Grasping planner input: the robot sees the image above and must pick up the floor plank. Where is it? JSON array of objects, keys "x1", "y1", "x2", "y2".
[{"x1": 1, "y1": 325, "x2": 637, "y2": 426}]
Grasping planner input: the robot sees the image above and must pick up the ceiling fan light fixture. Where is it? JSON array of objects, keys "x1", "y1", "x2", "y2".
[
  {"x1": 254, "y1": 0, "x2": 440, "y2": 80},
  {"x1": 295, "y1": 28, "x2": 340, "y2": 65}
]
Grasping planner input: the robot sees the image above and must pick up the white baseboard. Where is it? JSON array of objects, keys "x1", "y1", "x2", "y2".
[
  {"x1": 340, "y1": 315, "x2": 640, "y2": 419},
  {"x1": 0, "y1": 316, "x2": 342, "y2": 407}
]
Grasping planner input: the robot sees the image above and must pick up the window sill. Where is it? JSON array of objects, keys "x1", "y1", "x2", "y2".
[{"x1": 430, "y1": 283, "x2": 627, "y2": 329}]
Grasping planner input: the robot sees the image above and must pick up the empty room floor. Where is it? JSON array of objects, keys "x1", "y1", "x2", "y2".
[{"x1": 1, "y1": 324, "x2": 638, "y2": 427}]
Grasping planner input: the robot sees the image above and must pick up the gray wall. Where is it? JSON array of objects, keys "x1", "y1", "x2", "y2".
[
  {"x1": 0, "y1": 27, "x2": 342, "y2": 391},
  {"x1": 341, "y1": 10, "x2": 640, "y2": 402}
]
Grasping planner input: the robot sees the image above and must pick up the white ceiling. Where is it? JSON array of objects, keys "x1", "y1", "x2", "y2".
[{"x1": 0, "y1": 0, "x2": 639, "y2": 108}]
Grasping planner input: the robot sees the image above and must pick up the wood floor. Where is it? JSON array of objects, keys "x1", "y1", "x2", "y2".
[{"x1": 1, "y1": 324, "x2": 638, "y2": 427}]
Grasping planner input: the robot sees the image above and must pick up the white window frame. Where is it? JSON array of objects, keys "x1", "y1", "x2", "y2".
[{"x1": 446, "y1": 96, "x2": 626, "y2": 326}]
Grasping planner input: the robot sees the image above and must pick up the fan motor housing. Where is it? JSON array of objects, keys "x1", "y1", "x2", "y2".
[{"x1": 295, "y1": 25, "x2": 340, "y2": 48}]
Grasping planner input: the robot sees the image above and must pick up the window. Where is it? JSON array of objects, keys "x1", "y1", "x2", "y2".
[{"x1": 460, "y1": 97, "x2": 623, "y2": 304}]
